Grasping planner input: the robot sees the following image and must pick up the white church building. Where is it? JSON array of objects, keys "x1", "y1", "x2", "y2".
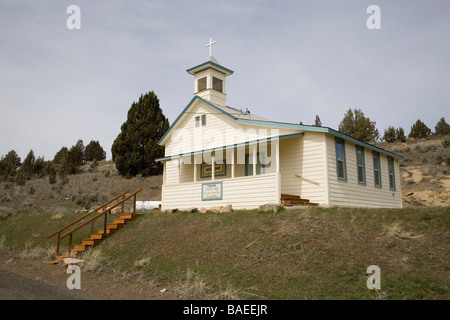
[{"x1": 156, "y1": 41, "x2": 403, "y2": 210}]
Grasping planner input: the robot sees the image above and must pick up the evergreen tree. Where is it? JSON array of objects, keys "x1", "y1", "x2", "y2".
[
  {"x1": 338, "y1": 108, "x2": 379, "y2": 142},
  {"x1": 314, "y1": 115, "x2": 322, "y2": 127},
  {"x1": 84, "y1": 140, "x2": 106, "y2": 162},
  {"x1": 383, "y1": 126, "x2": 397, "y2": 143},
  {"x1": 435, "y1": 117, "x2": 450, "y2": 137},
  {"x1": 111, "y1": 91, "x2": 169, "y2": 177},
  {"x1": 66, "y1": 140, "x2": 85, "y2": 174},
  {"x1": 18, "y1": 149, "x2": 36, "y2": 179},
  {"x1": 396, "y1": 127, "x2": 406, "y2": 142},
  {"x1": 0, "y1": 150, "x2": 21, "y2": 179},
  {"x1": 408, "y1": 119, "x2": 431, "y2": 139}
]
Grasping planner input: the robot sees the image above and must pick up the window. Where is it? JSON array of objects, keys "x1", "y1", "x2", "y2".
[
  {"x1": 212, "y1": 77, "x2": 223, "y2": 92},
  {"x1": 197, "y1": 77, "x2": 207, "y2": 92},
  {"x1": 373, "y1": 151, "x2": 382, "y2": 187},
  {"x1": 388, "y1": 157, "x2": 396, "y2": 190},
  {"x1": 195, "y1": 114, "x2": 206, "y2": 128},
  {"x1": 245, "y1": 152, "x2": 265, "y2": 176},
  {"x1": 335, "y1": 138, "x2": 346, "y2": 180},
  {"x1": 356, "y1": 146, "x2": 366, "y2": 184}
]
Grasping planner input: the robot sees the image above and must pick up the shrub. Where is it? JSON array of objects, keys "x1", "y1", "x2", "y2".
[{"x1": 442, "y1": 138, "x2": 450, "y2": 149}]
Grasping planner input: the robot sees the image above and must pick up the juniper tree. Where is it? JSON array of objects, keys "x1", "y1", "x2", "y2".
[
  {"x1": 338, "y1": 108, "x2": 379, "y2": 142},
  {"x1": 435, "y1": 117, "x2": 450, "y2": 137},
  {"x1": 84, "y1": 140, "x2": 106, "y2": 162},
  {"x1": 111, "y1": 91, "x2": 169, "y2": 177},
  {"x1": 409, "y1": 120, "x2": 431, "y2": 139}
]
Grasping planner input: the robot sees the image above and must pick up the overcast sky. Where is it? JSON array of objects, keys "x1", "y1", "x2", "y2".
[{"x1": 1, "y1": 0, "x2": 449, "y2": 161}]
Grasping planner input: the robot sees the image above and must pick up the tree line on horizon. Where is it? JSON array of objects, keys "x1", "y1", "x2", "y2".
[
  {"x1": 309, "y1": 109, "x2": 450, "y2": 144},
  {"x1": 0, "y1": 139, "x2": 106, "y2": 185}
]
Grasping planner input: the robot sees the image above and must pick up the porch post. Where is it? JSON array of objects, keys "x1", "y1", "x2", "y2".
[
  {"x1": 275, "y1": 139, "x2": 280, "y2": 174},
  {"x1": 193, "y1": 156, "x2": 197, "y2": 182},
  {"x1": 252, "y1": 144, "x2": 257, "y2": 176},
  {"x1": 211, "y1": 154, "x2": 215, "y2": 181},
  {"x1": 276, "y1": 139, "x2": 281, "y2": 204},
  {"x1": 231, "y1": 147, "x2": 235, "y2": 179}
]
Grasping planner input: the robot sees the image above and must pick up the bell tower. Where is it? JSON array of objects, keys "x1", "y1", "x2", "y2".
[{"x1": 186, "y1": 38, "x2": 234, "y2": 107}]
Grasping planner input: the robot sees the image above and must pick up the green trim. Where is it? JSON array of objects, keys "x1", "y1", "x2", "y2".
[
  {"x1": 158, "y1": 95, "x2": 403, "y2": 160},
  {"x1": 356, "y1": 146, "x2": 366, "y2": 185},
  {"x1": 201, "y1": 181, "x2": 223, "y2": 201},
  {"x1": 186, "y1": 61, "x2": 234, "y2": 76},
  {"x1": 335, "y1": 137, "x2": 347, "y2": 181}
]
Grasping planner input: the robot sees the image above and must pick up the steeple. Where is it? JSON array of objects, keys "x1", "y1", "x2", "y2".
[{"x1": 186, "y1": 39, "x2": 234, "y2": 107}]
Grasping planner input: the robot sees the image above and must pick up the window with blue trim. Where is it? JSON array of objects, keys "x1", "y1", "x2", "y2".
[
  {"x1": 356, "y1": 146, "x2": 366, "y2": 184},
  {"x1": 335, "y1": 138, "x2": 346, "y2": 180},
  {"x1": 388, "y1": 157, "x2": 396, "y2": 190},
  {"x1": 373, "y1": 151, "x2": 382, "y2": 187}
]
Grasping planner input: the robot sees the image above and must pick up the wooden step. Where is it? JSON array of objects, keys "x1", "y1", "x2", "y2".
[
  {"x1": 113, "y1": 218, "x2": 126, "y2": 224},
  {"x1": 281, "y1": 194, "x2": 320, "y2": 207},
  {"x1": 281, "y1": 194, "x2": 301, "y2": 200},
  {"x1": 90, "y1": 233, "x2": 103, "y2": 240},
  {"x1": 282, "y1": 199, "x2": 310, "y2": 206},
  {"x1": 98, "y1": 228, "x2": 112, "y2": 235},
  {"x1": 73, "y1": 244, "x2": 86, "y2": 252},
  {"x1": 120, "y1": 214, "x2": 133, "y2": 220},
  {"x1": 82, "y1": 239, "x2": 95, "y2": 246}
]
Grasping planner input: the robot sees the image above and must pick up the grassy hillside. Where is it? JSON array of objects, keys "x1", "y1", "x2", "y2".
[
  {"x1": 0, "y1": 138, "x2": 448, "y2": 299},
  {"x1": 1, "y1": 206, "x2": 448, "y2": 300}
]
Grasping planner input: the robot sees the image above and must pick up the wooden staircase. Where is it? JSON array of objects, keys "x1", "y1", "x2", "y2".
[
  {"x1": 71, "y1": 213, "x2": 133, "y2": 254},
  {"x1": 47, "y1": 189, "x2": 142, "y2": 258},
  {"x1": 281, "y1": 193, "x2": 319, "y2": 207}
]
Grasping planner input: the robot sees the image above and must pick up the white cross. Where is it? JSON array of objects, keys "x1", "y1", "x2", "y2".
[{"x1": 205, "y1": 37, "x2": 216, "y2": 57}]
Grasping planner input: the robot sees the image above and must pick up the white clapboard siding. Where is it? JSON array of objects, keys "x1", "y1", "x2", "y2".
[
  {"x1": 325, "y1": 134, "x2": 402, "y2": 208},
  {"x1": 279, "y1": 133, "x2": 327, "y2": 205},
  {"x1": 164, "y1": 100, "x2": 298, "y2": 157},
  {"x1": 161, "y1": 173, "x2": 279, "y2": 210}
]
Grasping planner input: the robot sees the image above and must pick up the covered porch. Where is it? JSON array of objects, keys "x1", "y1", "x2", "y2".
[{"x1": 158, "y1": 132, "x2": 322, "y2": 210}]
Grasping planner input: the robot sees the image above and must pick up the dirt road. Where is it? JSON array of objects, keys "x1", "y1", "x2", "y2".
[{"x1": 0, "y1": 250, "x2": 173, "y2": 300}]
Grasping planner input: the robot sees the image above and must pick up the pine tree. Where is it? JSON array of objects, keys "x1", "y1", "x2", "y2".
[
  {"x1": 396, "y1": 127, "x2": 406, "y2": 142},
  {"x1": 84, "y1": 140, "x2": 106, "y2": 162},
  {"x1": 0, "y1": 150, "x2": 21, "y2": 179},
  {"x1": 338, "y1": 108, "x2": 379, "y2": 142},
  {"x1": 435, "y1": 117, "x2": 450, "y2": 137},
  {"x1": 383, "y1": 126, "x2": 397, "y2": 143},
  {"x1": 408, "y1": 120, "x2": 431, "y2": 139},
  {"x1": 111, "y1": 91, "x2": 169, "y2": 177},
  {"x1": 18, "y1": 149, "x2": 36, "y2": 179}
]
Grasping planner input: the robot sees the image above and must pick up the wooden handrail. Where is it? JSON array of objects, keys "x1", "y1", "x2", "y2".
[
  {"x1": 47, "y1": 188, "x2": 142, "y2": 256},
  {"x1": 47, "y1": 190, "x2": 129, "y2": 239},
  {"x1": 295, "y1": 174, "x2": 320, "y2": 186},
  {"x1": 60, "y1": 188, "x2": 142, "y2": 240}
]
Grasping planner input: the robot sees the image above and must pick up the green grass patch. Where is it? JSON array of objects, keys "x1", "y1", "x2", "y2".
[{"x1": 0, "y1": 206, "x2": 448, "y2": 299}]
